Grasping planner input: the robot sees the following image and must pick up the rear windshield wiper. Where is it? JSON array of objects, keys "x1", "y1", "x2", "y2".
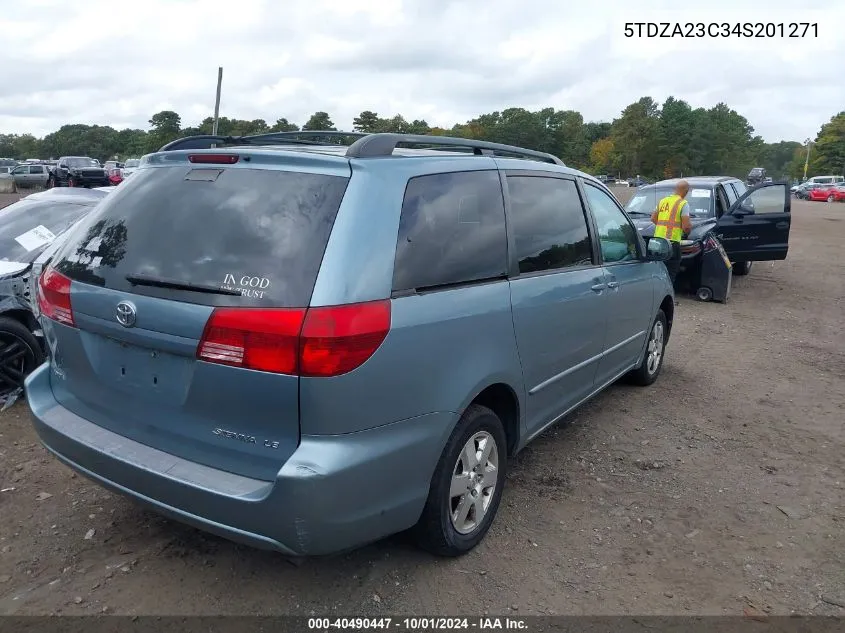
[{"x1": 126, "y1": 273, "x2": 241, "y2": 296}]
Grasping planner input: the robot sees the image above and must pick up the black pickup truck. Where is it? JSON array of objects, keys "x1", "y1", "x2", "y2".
[{"x1": 50, "y1": 156, "x2": 110, "y2": 188}]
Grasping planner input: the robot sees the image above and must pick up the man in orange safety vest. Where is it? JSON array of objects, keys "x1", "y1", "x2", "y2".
[{"x1": 651, "y1": 179, "x2": 694, "y2": 284}]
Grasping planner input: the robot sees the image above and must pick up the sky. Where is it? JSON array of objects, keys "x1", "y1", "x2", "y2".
[{"x1": 1, "y1": 0, "x2": 843, "y2": 143}]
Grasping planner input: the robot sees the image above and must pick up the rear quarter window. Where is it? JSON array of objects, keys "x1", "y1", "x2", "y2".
[
  {"x1": 53, "y1": 165, "x2": 350, "y2": 307},
  {"x1": 392, "y1": 170, "x2": 508, "y2": 292}
]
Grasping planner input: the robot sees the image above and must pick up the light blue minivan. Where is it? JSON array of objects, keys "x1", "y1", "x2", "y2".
[{"x1": 27, "y1": 132, "x2": 675, "y2": 557}]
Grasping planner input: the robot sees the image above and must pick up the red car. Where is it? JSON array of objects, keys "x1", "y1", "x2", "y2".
[
  {"x1": 822, "y1": 183, "x2": 845, "y2": 202},
  {"x1": 107, "y1": 167, "x2": 123, "y2": 186}
]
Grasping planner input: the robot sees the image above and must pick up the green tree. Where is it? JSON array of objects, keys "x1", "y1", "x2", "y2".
[
  {"x1": 302, "y1": 111, "x2": 335, "y2": 131},
  {"x1": 656, "y1": 97, "x2": 695, "y2": 177},
  {"x1": 192, "y1": 117, "x2": 270, "y2": 136},
  {"x1": 811, "y1": 112, "x2": 845, "y2": 175},
  {"x1": 149, "y1": 111, "x2": 181, "y2": 135},
  {"x1": 41, "y1": 124, "x2": 123, "y2": 162},
  {"x1": 786, "y1": 145, "x2": 809, "y2": 180},
  {"x1": 589, "y1": 137, "x2": 615, "y2": 173},
  {"x1": 353, "y1": 111, "x2": 381, "y2": 132},
  {"x1": 2, "y1": 100, "x2": 835, "y2": 182},
  {"x1": 611, "y1": 97, "x2": 661, "y2": 177},
  {"x1": 756, "y1": 140, "x2": 802, "y2": 179},
  {"x1": 583, "y1": 122, "x2": 612, "y2": 145},
  {"x1": 706, "y1": 103, "x2": 755, "y2": 176},
  {"x1": 115, "y1": 129, "x2": 148, "y2": 158},
  {"x1": 146, "y1": 110, "x2": 182, "y2": 152},
  {"x1": 269, "y1": 118, "x2": 299, "y2": 132},
  {"x1": 0, "y1": 134, "x2": 40, "y2": 159}
]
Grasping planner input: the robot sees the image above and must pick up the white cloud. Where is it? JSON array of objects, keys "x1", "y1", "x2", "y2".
[{"x1": 0, "y1": 0, "x2": 842, "y2": 141}]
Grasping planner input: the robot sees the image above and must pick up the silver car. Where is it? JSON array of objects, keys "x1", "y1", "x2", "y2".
[
  {"x1": 10, "y1": 163, "x2": 51, "y2": 188},
  {"x1": 121, "y1": 158, "x2": 141, "y2": 178}
]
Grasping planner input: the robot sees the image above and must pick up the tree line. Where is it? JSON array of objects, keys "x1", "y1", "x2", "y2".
[{"x1": 1, "y1": 98, "x2": 842, "y2": 181}]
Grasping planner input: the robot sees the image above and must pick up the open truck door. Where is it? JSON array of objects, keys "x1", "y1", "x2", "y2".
[{"x1": 715, "y1": 182, "x2": 791, "y2": 263}]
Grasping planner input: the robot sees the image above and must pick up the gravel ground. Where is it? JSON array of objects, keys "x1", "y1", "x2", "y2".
[{"x1": 0, "y1": 188, "x2": 843, "y2": 617}]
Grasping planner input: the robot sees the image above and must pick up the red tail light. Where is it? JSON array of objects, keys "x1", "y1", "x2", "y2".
[
  {"x1": 188, "y1": 154, "x2": 239, "y2": 164},
  {"x1": 196, "y1": 300, "x2": 391, "y2": 377},
  {"x1": 299, "y1": 301, "x2": 392, "y2": 377},
  {"x1": 198, "y1": 308, "x2": 305, "y2": 374},
  {"x1": 38, "y1": 266, "x2": 75, "y2": 326}
]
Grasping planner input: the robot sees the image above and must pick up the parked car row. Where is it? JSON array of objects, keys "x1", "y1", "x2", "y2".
[
  {"x1": 791, "y1": 176, "x2": 845, "y2": 201},
  {"x1": 0, "y1": 156, "x2": 143, "y2": 190},
  {"x1": 597, "y1": 175, "x2": 652, "y2": 187}
]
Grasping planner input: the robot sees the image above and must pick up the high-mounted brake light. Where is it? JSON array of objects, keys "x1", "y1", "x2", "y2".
[
  {"x1": 38, "y1": 266, "x2": 75, "y2": 326},
  {"x1": 188, "y1": 154, "x2": 239, "y2": 164},
  {"x1": 196, "y1": 300, "x2": 391, "y2": 377}
]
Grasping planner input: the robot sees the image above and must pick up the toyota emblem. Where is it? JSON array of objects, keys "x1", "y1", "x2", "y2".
[{"x1": 115, "y1": 300, "x2": 137, "y2": 328}]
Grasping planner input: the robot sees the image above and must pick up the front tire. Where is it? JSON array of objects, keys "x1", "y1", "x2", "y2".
[
  {"x1": 627, "y1": 309, "x2": 667, "y2": 386},
  {"x1": 733, "y1": 261, "x2": 751, "y2": 276},
  {"x1": 828, "y1": 195, "x2": 835, "y2": 203},
  {"x1": 414, "y1": 404, "x2": 507, "y2": 556}
]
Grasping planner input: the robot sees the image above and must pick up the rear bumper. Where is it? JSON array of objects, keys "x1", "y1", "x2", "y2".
[{"x1": 25, "y1": 362, "x2": 457, "y2": 556}]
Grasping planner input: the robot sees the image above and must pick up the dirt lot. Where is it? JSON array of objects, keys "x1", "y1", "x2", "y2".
[{"x1": 0, "y1": 187, "x2": 843, "y2": 617}]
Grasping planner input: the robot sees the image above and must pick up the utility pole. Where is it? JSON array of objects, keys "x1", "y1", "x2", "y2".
[
  {"x1": 803, "y1": 138, "x2": 811, "y2": 181},
  {"x1": 212, "y1": 67, "x2": 223, "y2": 136}
]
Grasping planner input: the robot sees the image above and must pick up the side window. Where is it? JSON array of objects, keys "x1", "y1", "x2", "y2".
[
  {"x1": 714, "y1": 187, "x2": 729, "y2": 218},
  {"x1": 583, "y1": 184, "x2": 640, "y2": 264},
  {"x1": 731, "y1": 181, "x2": 747, "y2": 198},
  {"x1": 30, "y1": 165, "x2": 44, "y2": 174},
  {"x1": 722, "y1": 183, "x2": 738, "y2": 206},
  {"x1": 506, "y1": 176, "x2": 593, "y2": 274},
  {"x1": 741, "y1": 184, "x2": 787, "y2": 214},
  {"x1": 392, "y1": 170, "x2": 508, "y2": 292}
]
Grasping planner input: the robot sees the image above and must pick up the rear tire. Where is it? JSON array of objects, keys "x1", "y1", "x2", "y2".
[
  {"x1": 0, "y1": 316, "x2": 44, "y2": 399},
  {"x1": 627, "y1": 309, "x2": 667, "y2": 387},
  {"x1": 828, "y1": 195, "x2": 835, "y2": 203},
  {"x1": 696, "y1": 286, "x2": 713, "y2": 302},
  {"x1": 733, "y1": 261, "x2": 751, "y2": 276},
  {"x1": 414, "y1": 404, "x2": 507, "y2": 557}
]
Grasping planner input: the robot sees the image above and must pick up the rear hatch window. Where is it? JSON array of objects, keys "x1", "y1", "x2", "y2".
[{"x1": 52, "y1": 164, "x2": 350, "y2": 307}]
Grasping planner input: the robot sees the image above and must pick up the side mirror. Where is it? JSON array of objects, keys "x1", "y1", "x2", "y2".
[
  {"x1": 734, "y1": 202, "x2": 753, "y2": 216},
  {"x1": 58, "y1": 164, "x2": 68, "y2": 170},
  {"x1": 645, "y1": 237, "x2": 672, "y2": 262}
]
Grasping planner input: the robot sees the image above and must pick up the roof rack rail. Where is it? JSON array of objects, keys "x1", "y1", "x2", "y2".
[
  {"x1": 344, "y1": 133, "x2": 565, "y2": 165},
  {"x1": 158, "y1": 131, "x2": 368, "y2": 152}
]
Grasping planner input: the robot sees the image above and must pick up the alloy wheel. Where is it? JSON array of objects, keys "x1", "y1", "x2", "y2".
[
  {"x1": 646, "y1": 320, "x2": 664, "y2": 375},
  {"x1": 449, "y1": 431, "x2": 499, "y2": 535},
  {"x1": 0, "y1": 333, "x2": 36, "y2": 398}
]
